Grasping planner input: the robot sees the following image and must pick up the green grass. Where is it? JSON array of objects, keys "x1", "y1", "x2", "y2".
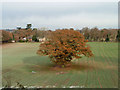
[{"x1": 2, "y1": 42, "x2": 118, "y2": 88}]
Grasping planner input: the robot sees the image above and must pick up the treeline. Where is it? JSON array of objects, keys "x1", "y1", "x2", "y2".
[
  {"x1": 1, "y1": 27, "x2": 120, "y2": 43},
  {"x1": 0, "y1": 30, "x2": 13, "y2": 43},
  {"x1": 78, "y1": 27, "x2": 120, "y2": 42},
  {"x1": 1, "y1": 29, "x2": 51, "y2": 43}
]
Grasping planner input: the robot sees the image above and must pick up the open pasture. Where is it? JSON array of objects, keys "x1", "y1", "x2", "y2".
[{"x1": 2, "y1": 42, "x2": 118, "y2": 88}]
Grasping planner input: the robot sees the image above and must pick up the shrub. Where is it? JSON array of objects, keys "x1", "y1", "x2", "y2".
[
  {"x1": 18, "y1": 40, "x2": 25, "y2": 42},
  {"x1": 32, "y1": 35, "x2": 39, "y2": 42}
]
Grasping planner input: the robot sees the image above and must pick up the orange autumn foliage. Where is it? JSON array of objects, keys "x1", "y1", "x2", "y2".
[
  {"x1": 37, "y1": 29, "x2": 93, "y2": 66},
  {"x1": 2, "y1": 30, "x2": 13, "y2": 42}
]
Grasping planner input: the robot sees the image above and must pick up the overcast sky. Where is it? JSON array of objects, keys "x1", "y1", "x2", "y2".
[{"x1": 1, "y1": 2, "x2": 118, "y2": 30}]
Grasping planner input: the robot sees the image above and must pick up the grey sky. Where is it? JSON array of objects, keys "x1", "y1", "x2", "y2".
[{"x1": 2, "y1": 2, "x2": 118, "y2": 30}]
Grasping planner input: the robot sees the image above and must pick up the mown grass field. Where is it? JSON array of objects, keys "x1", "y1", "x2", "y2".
[{"x1": 2, "y1": 42, "x2": 118, "y2": 88}]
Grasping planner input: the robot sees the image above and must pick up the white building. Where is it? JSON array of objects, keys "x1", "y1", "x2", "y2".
[
  {"x1": 23, "y1": 37, "x2": 27, "y2": 41},
  {"x1": 38, "y1": 37, "x2": 46, "y2": 42}
]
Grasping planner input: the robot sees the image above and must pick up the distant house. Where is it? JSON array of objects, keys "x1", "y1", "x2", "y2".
[
  {"x1": 20, "y1": 36, "x2": 33, "y2": 42},
  {"x1": 38, "y1": 37, "x2": 46, "y2": 42},
  {"x1": 11, "y1": 40, "x2": 15, "y2": 43},
  {"x1": 27, "y1": 36, "x2": 33, "y2": 42},
  {"x1": 101, "y1": 38, "x2": 106, "y2": 42},
  {"x1": 29, "y1": 39, "x2": 32, "y2": 42},
  {"x1": 21, "y1": 37, "x2": 27, "y2": 41}
]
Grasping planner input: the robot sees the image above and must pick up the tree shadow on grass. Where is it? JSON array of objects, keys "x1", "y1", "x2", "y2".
[
  {"x1": 23, "y1": 55, "x2": 51, "y2": 66},
  {"x1": 23, "y1": 56, "x2": 97, "y2": 72},
  {"x1": 23, "y1": 55, "x2": 55, "y2": 72},
  {"x1": 23, "y1": 55, "x2": 118, "y2": 73},
  {"x1": 70, "y1": 62, "x2": 95, "y2": 71}
]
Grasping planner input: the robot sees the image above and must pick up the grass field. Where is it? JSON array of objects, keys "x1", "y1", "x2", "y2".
[{"x1": 2, "y1": 42, "x2": 118, "y2": 88}]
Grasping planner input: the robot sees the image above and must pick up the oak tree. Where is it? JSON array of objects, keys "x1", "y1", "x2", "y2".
[{"x1": 37, "y1": 29, "x2": 93, "y2": 67}]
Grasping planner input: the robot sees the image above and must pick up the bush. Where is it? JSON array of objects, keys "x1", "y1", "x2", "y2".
[
  {"x1": 32, "y1": 35, "x2": 39, "y2": 42},
  {"x1": 19, "y1": 40, "x2": 25, "y2": 42}
]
